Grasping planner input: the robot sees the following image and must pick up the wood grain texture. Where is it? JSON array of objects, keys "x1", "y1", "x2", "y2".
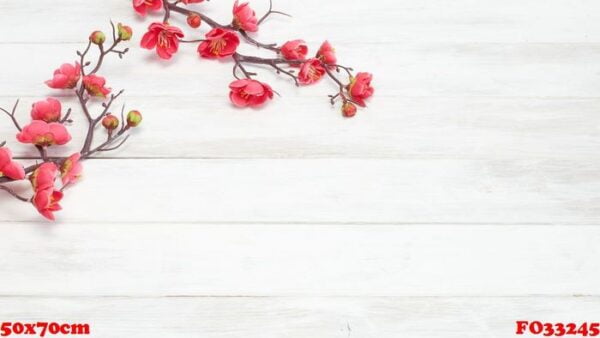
[
  {"x1": 1, "y1": 223, "x2": 599, "y2": 296},
  {"x1": 1, "y1": 159, "x2": 599, "y2": 223},
  {"x1": 3, "y1": 43, "x2": 600, "y2": 98},
  {"x1": 1, "y1": 0, "x2": 599, "y2": 336},
  {"x1": 3, "y1": 0, "x2": 600, "y2": 43},
  {"x1": 1, "y1": 296, "x2": 598, "y2": 338},
  {"x1": 3, "y1": 96, "x2": 600, "y2": 160}
]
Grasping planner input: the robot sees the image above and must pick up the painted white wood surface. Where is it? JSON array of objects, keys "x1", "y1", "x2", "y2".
[
  {"x1": 1, "y1": 159, "x2": 600, "y2": 224},
  {"x1": 1, "y1": 224, "x2": 599, "y2": 296},
  {"x1": 1, "y1": 0, "x2": 599, "y2": 337}
]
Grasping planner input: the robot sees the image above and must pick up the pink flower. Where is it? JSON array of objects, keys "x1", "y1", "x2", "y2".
[
  {"x1": 17, "y1": 120, "x2": 71, "y2": 147},
  {"x1": 232, "y1": 0, "x2": 259, "y2": 32},
  {"x1": 229, "y1": 79, "x2": 274, "y2": 108},
  {"x1": 45, "y1": 62, "x2": 81, "y2": 89},
  {"x1": 0, "y1": 147, "x2": 25, "y2": 180},
  {"x1": 133, "y1": 0, "x2": 163, "y2": 16},
  {"x1": 32, "y1": 188, "x2": 63, "y2": 221},
  {"x1": 83, "y1": 75, "x2": 111, "y2": 98},
  {"x1": 298, "y1": 58, "x2": 326, "y2": 85},
  {"x1": 348, "y1": 72, "x2": 374, "y2": 107},
  {"x1": 31, "y1": 98, "x2": 62, "y2": 123},
  {"x1": 281, "y1": 40, "x2": 308, "y2": 61},
  {"x1": 316, "y1": 41, "x2": 336, "y2": 66},
  {"x1": 141, "y1": 23, "x2": 185, "y2": 60},
  {"x1": 30, "y1": 162, "x2": 58, "y2": 191},
  {"x1": 198, "y1": 28, "x2": 240, "y2": 58},
  {"x1": 182, "y1": 0, "x2": 204, "y2": 3},
  {"x1": 60, "y1": 153, "x2": 83, "y2": 187}
]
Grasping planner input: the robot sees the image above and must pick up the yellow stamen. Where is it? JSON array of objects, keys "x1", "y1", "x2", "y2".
[{"x1": 210, "y1": 39, "x2": 226, "y2": 55}]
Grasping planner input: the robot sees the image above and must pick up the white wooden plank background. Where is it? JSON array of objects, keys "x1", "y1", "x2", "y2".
[{"x1": 1, "y1": 0, "x2": 600, "y2": 337}]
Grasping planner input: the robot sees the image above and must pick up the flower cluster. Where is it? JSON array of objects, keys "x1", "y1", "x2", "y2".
[
  {"x1": 135, "y1": 0, "x2": 374, "y2": 117},
  {"x1": 0, "y1": 23, "x2": 142, "y2": 221}
]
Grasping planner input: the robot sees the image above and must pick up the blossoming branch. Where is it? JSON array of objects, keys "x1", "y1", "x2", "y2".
[
  {"x1": 0, "y1": 22, "x2": 142, "y2": 221},
  {"x1": 134, "y1": 0, "x2": 374, "y2": 117}
]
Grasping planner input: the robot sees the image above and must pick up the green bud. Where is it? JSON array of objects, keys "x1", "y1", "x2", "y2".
[
  {"x1": 89, "y1": 31, "x2": 106, "y2": 45},
  {"x1": 126, "y1": 110, "x2": 143, "y2": 127},
  {"x1": 117, "y1": 23, "x2": 133, "y2": 41}
]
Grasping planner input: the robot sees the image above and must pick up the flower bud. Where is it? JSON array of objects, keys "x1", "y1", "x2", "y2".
[
  {"x1": 89, "y1": 31, "x2": 106, "y2": 45},
  {"x1": 117, "y1": 23, "x2": 133, "y2": 41},
  {"x1": 187, "y1": 13, "x2": 202, "y2": 28},
  {"x1": 102, "y1": 114, "x2": 119, "y2": 130},
  {"x1": 126, "y1": 110, "x2": 143, "y2": 127},
  {"x1": 342, "y1": 102, "x2": 357, "y2": 118}
]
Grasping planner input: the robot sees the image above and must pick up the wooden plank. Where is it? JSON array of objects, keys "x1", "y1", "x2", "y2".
[
  {"x1": 2, "y1": 0, "x2": 600, "y2": 43},
  {"x1": 2, "y1": 43, "x2": 600, "y2": 98},
  {"x1": 2, "y1": 159, "x2": 599, "y2": 223},
  {"x1": 0, "y1": 224, "x2": 599, "y2": 296},
  {"x1": 0, "y1": 159, "x2": 599, "y2": 223},
  {"x1": 0, "y1": 296, "x2": 598, "y2": 337},
  {"x1": 2, "y1": 96, "x2": 600, "y2": 159}
]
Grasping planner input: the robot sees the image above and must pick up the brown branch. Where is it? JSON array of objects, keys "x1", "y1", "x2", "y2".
[
  {"x1": 0, "y1": 21, "x2": 136, "y2": 191},
  {"x1": 166, "y1": 2, "x2": 280, "y2": 51},
  {"x1": 234, "y1": 53, "x2": 303, "y2": 85},
  {"x1": 163, "y1": 0, "x2": 172, "y2": 23},
  {"x1": 80, "y1": 90, "x2": 124, "y2": 154},
  {"x1": 239, "y1": 30, "x2": 280, "y2": 52},
  {"x1": 257, "y1": 0, "x2": 292, "y2": 25},
  {"x1": 78, "y1": 41, "x2": 92, "y2": 76},
  {"x1": 324, "y1": 67, "x2": 360, "y2": 106},
  {"x1": 0, "y1": 185, "x2": 30, "y2": 202},
  {"x1": 86, "y1": 128, "x2": 130, "y2": 156},
  {"x1": 75, "y1": 86, "x2": 92, "y2": 122},
  {"x1": 167, "y1": 3, "x2": 227, "y2": 29},
  {"x1": 60, "y1": 108, "x2": 73, "y2": 124},
  {"x1": 89, "y1": 38, "x2": 124, "y2": 75},
  {"x1": 147, "y1": 0, "x2": 371, "y2": 114},
  {"x1": 0, "y1": 100, "x2": 23, "y2": 131}
]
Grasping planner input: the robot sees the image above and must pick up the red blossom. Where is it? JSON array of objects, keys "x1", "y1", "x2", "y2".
[
  {"x1": 141, "y1": 23, "x2": 185, "y2": 60},
  {"x1": 16, "y1": 120, "x2": 71, "y2": 147},
  {"x1": 83, "y1": 75, "x2": 111, "y2": 98},
  {"x1": 198, "y1": 28, "x2": 240, "y2": 58},
  {"x1": 348, "y1": 72, "x2": 374, "y2": 107},
  {"x1": 134, "y1": 1, "x2": 373, "y2": 115},
  {"x1": 0, "y1": 147, "x2": 25, "y2": 181},
  {"x1": 29, "y1": 162, "x2": 59, "y2": 192},
  {"x1": 281, "y1": 40, "x2": 308, "y2": 61},
  {"x1": 1, "y1": 22, "x2": 139, "y2": 221},
  {"x1": 229, "y1": 79, "x2": 274, "y2": 107},
  {"x1": 32, "y1": 188, "x2": 63, "y2": 221},
  {"x1": 298, "y1": 58, "x2": 326, "y2": 85},
  {"x1": 133, "y1": 0, "x2": 163, "y2": 16},
  {"x1": 61, "y1": 153, "x2": 83, "y2": 187},
  {"x1": 316, "y1": 41, "x2": 337, "y2": 67},
  {"x1": 31, "y1": 98, "x2": 62, "y2": 123},
  {"x1": 232, "y1": 0, "x2": 259, "y2": 32},
  {"x1": 45, "y1": 62, "x2": 81, "y2": 89}
]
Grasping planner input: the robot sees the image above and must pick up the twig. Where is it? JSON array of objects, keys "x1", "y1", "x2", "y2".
[
  {"x1": 166, "y1": 2, "x2": 280, "y2": 50},
  {"x1": 0, "y1": 100, "x2": 22, "y2": 131},
  {"x1": 0, "y1": 185, "x2": 30, "y2": 202},
  {"x1": 257, "y1": 0, "x2": 292, "y2": 25},
  {"x1": 324, "y1": 67, "x2": 361, "y2": 106}
]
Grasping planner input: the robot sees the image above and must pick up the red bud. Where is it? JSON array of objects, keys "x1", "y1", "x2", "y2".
[
  {"x1": 342, "y1": 102, "x2": 357, "y2": 118},
  {"x1": 102, "y1": 114, "x2": 119, "y2": 130},
  {"x1": 187, "y1": 13, "x2": 202, "y2": 28}
]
